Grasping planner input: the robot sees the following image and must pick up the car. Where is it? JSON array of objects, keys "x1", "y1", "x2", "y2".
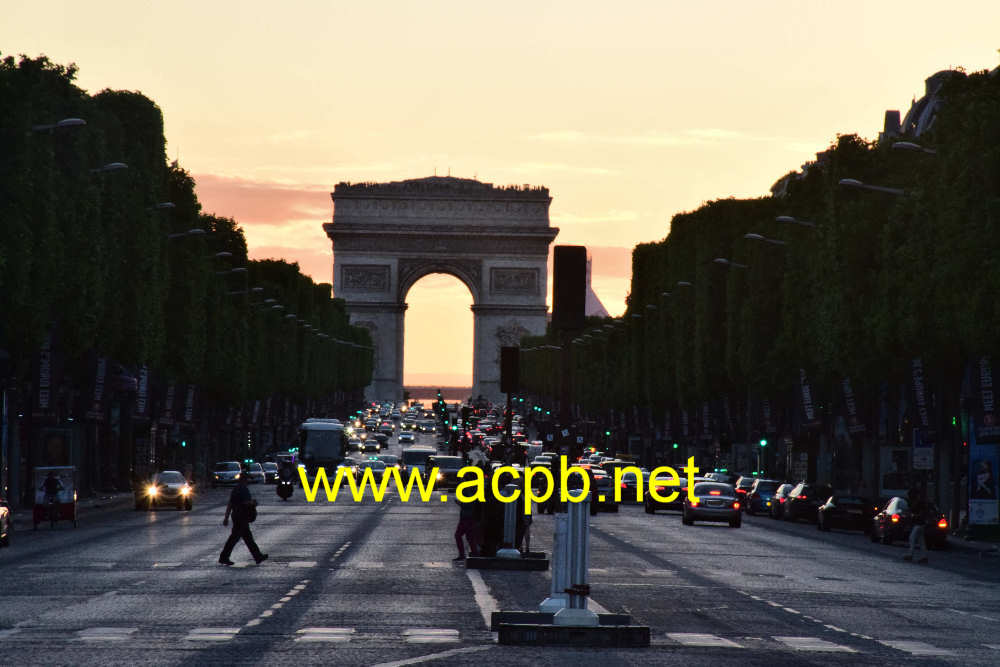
[
  {"x1": 704, "y1": 471, "x2": 738, "y2": 485},
  {"x1": 870, "y1": 496, "x2": 950, "y2": 549},
  {"x1": 425, "y1": 455, "x2": 465, "y2": 488},
  {"x1": 401, "y1": 446, "x2": 437, "y2": 477},
  {"x1": 733, "y1": 475, "x2": 756, "y2": 509},
  {"x1": 0, "y1": 494, "x2": 10, "y2": 547},
  {"x1": 211, "y1": 461, "x2": 243, "y2": 487},
  {"x1": 376, "y1": 454, "x2": 401, "y2": 469},
  {"x1": 817, "y1": 494, "x2": 875, "y2": 532},
  {"x1": 619, "y1": 469, "x2": 649, "y2": 504},
  {"x1": 378, "y1": 423, "x2": 394, "y2": 436},
  {"x1": 348, "y1": 438, "x2": 363, "y2": 452},
  {"x1": 399, "y1": 432, "x2": 415, "y2": 445},
  {"x1": 645, "y1": 476, "x2": 709, "y2": 514},
  {"x1": 784, "y1": 482, "x2": 831, "y2": 522},
  {"x1": 770, "y1": 483, "x2": 795, "y2": 519},
  {"x1": 682, "y1": 482, "x2": 741, "y2": 527},
  {"x1": 590, "y1": 472, "x2": 619, "y2": 513},
  {"x1": 136, "y1": 470, "x2": 193, "y2": 511},
  {"x1": 262, "y1": 462, "x2": 279, "y2": 484},
  {"x1": 362, "y1": 439, "x2": 381, "y2": 453},
  {"x1": 243, "y1": 462, "x2": 266, "y2": 484},
  {"x1": 355, "y1": 459, "x2": 388, "y2": 481},
  {"x1": 745, "y1": 478, "x2": 782, "y2": 515}
]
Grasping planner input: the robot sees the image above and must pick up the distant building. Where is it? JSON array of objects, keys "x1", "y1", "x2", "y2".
[{"x1": 586, "y1": 256, "x2": 609, "y2": 318}]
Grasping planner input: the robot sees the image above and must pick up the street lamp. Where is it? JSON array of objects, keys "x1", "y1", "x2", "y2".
[
  {"x1": 892, "y1": 141, "x2": 937, "y2": 155},
  {"x1": 838, "y1": 178, "x2": 907, "y2": 196},
  {"x1": 713, "y1": 258, "x2": 748, "y2": 269},
  {"x1": 90, "y1": 162, "x2": 128, "y2": 174},
  {"x1": 31, "y1": 117, "x2": 86, "y2": 132},
  {"x1": 744, "y1": 233, "x2": 787, "y2": 246},
  {"x1": 775, "y1": 215, "x2": 817, "y2": 228},
  {"x1": 676, "y1": 281, "x2": 693, "y2": 288},
  {"x1": 166, "y1": 228, "x2": 206, "y2": 240}
]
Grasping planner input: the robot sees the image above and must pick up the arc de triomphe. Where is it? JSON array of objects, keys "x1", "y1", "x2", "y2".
[{"x1": 323, "y1": 176, "x2": 559, "y2": 403}]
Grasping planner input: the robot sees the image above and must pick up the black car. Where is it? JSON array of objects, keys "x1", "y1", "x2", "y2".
[
  {"x1": 262, "y1": 462, "x2": 279, "y2": 484},
  {"x1": 817, "y1": 494, "x2": 874, "y2": 532},
  {"x1": 733, "y1": 475, "x2": 756, "y2": 509},
  {"x1": 590, "y1": 472, "x2": 619, "y2": 514},
  {"x1": 870, "y1": 496, "x2": 950, "y2": 548},
  {"x1": 425, "y1": 455, "x2": 464, "y2": 488},
  {"x1": 645, "y1": 476, "x2": 708, "y2": 513},
  {"x1": 784, "y1": 482, "x2": 831, "y2": 522},
  {"x1": 745, "y1": 479, "x2": 782, "y2": 515},
  {"x1": 770, "y1": 483, "x2": 795, "y2": 519}
]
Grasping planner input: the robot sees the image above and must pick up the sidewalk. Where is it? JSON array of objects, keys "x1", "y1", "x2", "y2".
[
  {"x1": 947, "y1": 533, "x2": 1000, "y2": 557},
  {"x1": 10, "y1": 493, "x2": 134, "y2": 531}
]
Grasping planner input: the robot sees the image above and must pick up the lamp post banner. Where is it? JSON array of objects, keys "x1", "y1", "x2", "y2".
[
  {"x1": 842, "y1": 377, "x2": 866, "y2": 434},
  {"x1": 977, "y1": 357, "x2": 999, "y2": 440},
  {"x1": 968, "y1": 418, "x2": 999, "y2": 525}
]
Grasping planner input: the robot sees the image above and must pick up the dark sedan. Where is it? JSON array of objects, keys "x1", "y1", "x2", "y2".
[
  {"x1": 645, "y1": 476, "x2": 708, "y2": 513},
  {"x1": 870, "y1": 496, "x2": 949, "y2": 549},
  {"x1": 682, "y1": 482, "x2": 741, "y2": 527},
  {"x1": 784, "y1": 482, "x2": 831, "y2": 522},
  {"x1": 817, "y1": 494, "x2": 874, "y2": 532},
  {"x1": 425, "y1": 455, "x2": 465, "y2": 488},
  {"x1": 745, "y1": 479, "x2": 782, "y2": 515},
  {"x1": 590, "y1": 472, "x2": 619, "y2": 514},
  {"x1": 733, "y1": 475, "x2": 756, "y2": 509},
  {"x1": 770, "y1": 483, "x2": 795, "y2": 519}
]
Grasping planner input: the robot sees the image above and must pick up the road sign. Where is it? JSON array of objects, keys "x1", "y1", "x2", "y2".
[{"x1": 576, "y1": 435, "x2": 584, "y2": 444}]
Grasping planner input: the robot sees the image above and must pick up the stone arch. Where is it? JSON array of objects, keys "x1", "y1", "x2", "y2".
[{"x1": 324, "y1": 176, "x2": 558, "y2": 402}]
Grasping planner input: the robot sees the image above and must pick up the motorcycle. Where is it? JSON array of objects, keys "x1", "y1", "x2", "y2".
[{"x1": 276, "y1": 479, "x2": 293, "y2": 500}]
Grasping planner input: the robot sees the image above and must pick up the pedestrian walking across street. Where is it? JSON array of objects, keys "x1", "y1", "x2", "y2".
[
  {"x1": 219, "y1": 474, "x2": 268, "y2": 566},
  {"x1": 904, "y1": 486, "x2": 928, "y2": 564},
  {"x1": 453, "y1": 492, "x2": 482, "y2": 561}
]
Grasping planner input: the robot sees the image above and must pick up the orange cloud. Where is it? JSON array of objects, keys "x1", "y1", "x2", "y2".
[{"x1": 193, "y1": 173, "x2": 330, "y2": 224}]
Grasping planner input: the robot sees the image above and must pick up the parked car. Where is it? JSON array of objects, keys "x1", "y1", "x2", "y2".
[
  {"x1": 870, "y1": 496, "x2": 950, "y2": 548},
  {"x1": 211, "y1": 461, "x2": 242, "y2": 487},
  {"x1": 136, "y1": 470, "x2": 193, "y2": 511},
  {"x1": 817, "y1": 494, "x2": 875, "y2": 532},
  {"x1": 682, "y1": 482, "x2": 741, "y2": 527},
  {"x1": 770, "y1": 483, "x2": 795, "y2": 519},
  {"x1": 784, "y1": 482, "x2": 831, "y2": 522},
  {"x1": 745, "y1": 479, "x2": 782, "y2": 515},
  {"x1": 262, "y1": 462, "x2": 279, "y2": 484}
]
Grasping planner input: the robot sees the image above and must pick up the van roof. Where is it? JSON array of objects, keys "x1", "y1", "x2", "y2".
[{"x1": 300, "y1": 422, "x2": 344, "y2": 431}]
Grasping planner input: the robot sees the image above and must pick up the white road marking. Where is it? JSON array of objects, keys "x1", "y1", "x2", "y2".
[
  {"x1": 186, "y1": 627, "x2": 241, "y2": 641},
  {"x1": 880, "y1": 640, "x2": 954, "y2": 656},
  {"x1": 371, "y1": 646, "x2": 491, "y2": 667},
  {"x1": 270, "y1": 603, "x2": 283, "y2": 610},
  {"x1": 76, "y1": 627, "x2": 138, "y2": 641},
  {"x1": 403, "y1": 628, "x2": 461, "y2": 644},
  {"x1": 783, "y1": 608, "x2": 800, "y2": 614},
  {"x1": 245, "y1": 619, "x2": 262, "y2": 627},
  {"x1": 287, "y1": 589, "x2": 301, "y2": 596},
  {"x1": 288, "y1": 561, "x2": 317, "y2": 568},
  {"x1": 423, "y1": 562, "x2": 449, "y2": 568},
  {"x1": 824, "y1": 624, "x2": 847, "y2": 633},
  {"x1": 280, "y1": 596, "x2": 292, "y2": 602},
  {"x1": 465, "y1": 570, "x2": 499, "y2": 630},
  {"x1": 296, "y1": 627, "x2": 355, "y2": 642},
  {"x1": 153, "y1": 562, "x2": 182, "y2": 568},
  {"x1": 588, "y1": 598, "x2": 611, "y2": 614},
  {"x1": 984, "y1": 644, "x2": 1000, "y2": 650},
  {"x1": 667, "y1": 633, "x2": 742, "y2": 648},
  {"x1": 0, "y1": 629, "x2": 20, "y2": 639},
  {"x1": 774, "y1": 636, "x2": 856, "y2": 652},
  {"x1": 260, "y1": 610, "x2": 274, "y2": 617}
]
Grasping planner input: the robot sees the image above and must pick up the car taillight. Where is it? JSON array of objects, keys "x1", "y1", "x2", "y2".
[
  {"x1": 690, "y1": 499, "x2": 700, "y2": 507},
  {"x1": 655, "y1": 486, "x2": 666, "y2": 493},
  {"x1": 779, "y1": 498, "x2": 786, "y2": 503},
  {"x1": 709, "y1": 490, "x2": 722, "y2": 496},
  {"x1": 733, "y1": 501, "x2": 740, "y2": 510},
  {"x1": 891, "y1": 514, "x2": 900, "y2": 523},
  {"x1": 621, "y1": 482, "x2": 628, "y2": 489},
  {"x1": 798, "y1": 495, "x2": 807, "y2": 500},
  {"x1": 938, "y1": 518, "x2": 948, "y2": 529}
]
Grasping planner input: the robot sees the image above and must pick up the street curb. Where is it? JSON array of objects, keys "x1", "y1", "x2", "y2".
[{"x1": 10, "y1": 494, "x2": 134, "y2": 530}]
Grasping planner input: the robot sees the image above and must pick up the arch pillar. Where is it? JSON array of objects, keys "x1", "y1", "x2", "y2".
[{"x1": 471, "y1": 304, "x2": 548, "y2": 401}]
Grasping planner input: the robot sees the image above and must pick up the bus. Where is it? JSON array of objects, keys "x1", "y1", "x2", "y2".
[{"x1": 298, "y1": 421, "x2": 348, "y2": 478}]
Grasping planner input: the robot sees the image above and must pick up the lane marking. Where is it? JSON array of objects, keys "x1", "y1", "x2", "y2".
[
  {"x1": 879, "y1": 640, "x2": 954, "y2": 656},
  {"x1": 186, "y1": 627, "x2": 240, "y2": 641},
  {"x1": 280, "y1": 596, "x2": 292, "y2": 603},
  {"x1": 76, "y1": 627, "x2": 138, "y2": 641},
  {"x1": 667, "y1": 633, "x2": 742, "y2": 648},
  {"x1": 0, "y1": 629, "x2": 20, "y2": 639},
  {"x1": 152, "y1": 562, "x2": 182, "y2": 568},
  {"x1": 403, "y1": 628, "x2": 460, "y2": 644},
  {"x1": 824, "y1": 624, "x2": 847, "y2": 633},
  {"x1": 464, "y1": 570, "x2": 499, "y2": 630},
  {"x1": 371, "y1": 646, "x2": 491, "y2": 667},
  {"x1": 289, "y1": 561, "x2": 317, "y2": 568},
  {"x1": 782, "y1": 608, "x2": 800, "y2": 614},
  {"x1": 245, "y1": 619, "x2": 262, "y2": 627},
  {"x1": 774, "y1": 636, "x2": 856, "y2": 653},
  {"x1": 296, "y1": 627, "x2": 354, "y2": 642}
]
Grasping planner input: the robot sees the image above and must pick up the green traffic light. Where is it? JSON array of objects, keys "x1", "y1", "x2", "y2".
[
  {"x1": 672, "y1": 442, "x2": 679, "y2": 449},
  {"x1": 604, "y1": 430, "x2": 611, "y2": 436},
  {"x1": 759, "y1": 439, "x2": 767, "y2": 447},
  {"x1": 181, "y1": 440, "x2": 187, "y2": 448}
]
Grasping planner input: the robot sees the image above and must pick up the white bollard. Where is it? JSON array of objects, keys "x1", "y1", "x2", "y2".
[
  {"x1": 539, "y1": 513, "x2": 569, "y2": 611},
  {"x1": 496, "y1": 483, "x2": 522, "y2": 559},
  {"x1": 553, "y1": 492, "x2": 599, "y2": 626}
]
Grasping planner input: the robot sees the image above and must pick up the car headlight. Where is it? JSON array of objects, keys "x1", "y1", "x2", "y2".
[
  {"x1": 234, "y1": 473, "x2": 240, "y2": 480},
  {"x1": 181, "y1": 486, "x2": 191, "y2": 495},
  {"x1": 437, "y1": 472, "x2": 444, "y2": 481},
  {"x1": 147, "y1": 485, "x2": 158, "y2": 497}
]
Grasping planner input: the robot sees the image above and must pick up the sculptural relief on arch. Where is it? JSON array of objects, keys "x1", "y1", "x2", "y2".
[{"x1": 323, "y1": 176, "x2": 559, "y2": 403}]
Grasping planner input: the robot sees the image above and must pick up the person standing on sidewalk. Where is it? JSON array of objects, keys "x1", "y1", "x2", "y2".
[
  {"x1": 453, "y1": 491, "x2": 482, "y2": 561},
  {"x1": 219, "y1": 474, "x2": 268, "y2": 566},
  {"x1": 904, "y1": 486, "x2": 928, "y2": 564}
]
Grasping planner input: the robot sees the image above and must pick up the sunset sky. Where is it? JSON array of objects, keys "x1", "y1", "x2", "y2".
[{"x1": 5, "y1": 2, "x2": 998, "y2": 386}]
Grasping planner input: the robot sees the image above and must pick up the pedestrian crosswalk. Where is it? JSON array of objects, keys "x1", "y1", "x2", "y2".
[{"x1": 0, "y1": 624, "x2": 996, "y2": 657}]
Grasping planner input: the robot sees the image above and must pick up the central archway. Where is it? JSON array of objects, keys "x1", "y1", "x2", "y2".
[
  {"x1": 323, "y1": 176, "x2": 558, "y2": 403},
  {"x1": 403, "y1": 273, "x2": 474, "y2": 393}
]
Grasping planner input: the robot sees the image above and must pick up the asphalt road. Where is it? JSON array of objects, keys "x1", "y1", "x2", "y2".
[{"x1": 2, "y1": 431, "x2": 999, "y2": 666}]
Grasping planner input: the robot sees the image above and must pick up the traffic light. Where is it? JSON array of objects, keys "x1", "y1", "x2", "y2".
[
  {"x1": 759, "y1": 439, "x2": 767, "y2": 447},
  {"x1": 604, "y1": 430, "x2": 611, "y2": 437},
  {"x1": 672, "y1": 442, "x2": 679, "y2": 449},
  {"x1": 181, "y1": 440, "x2": 187, "y2": 448}
]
